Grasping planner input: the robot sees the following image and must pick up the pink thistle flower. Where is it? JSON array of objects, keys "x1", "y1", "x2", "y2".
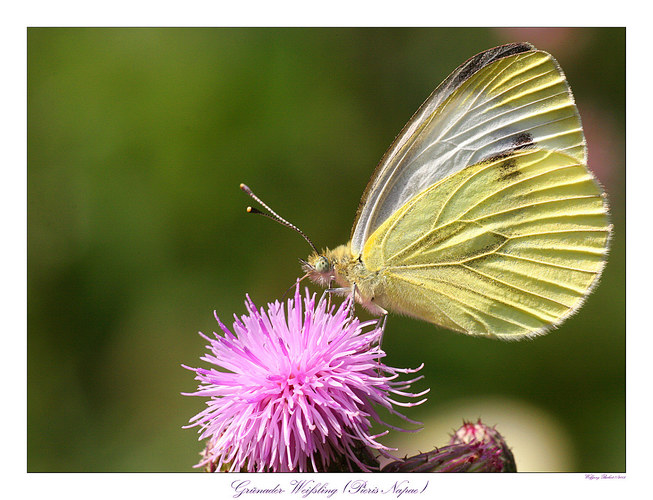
[{"x1": 183, "y1": 285, "x2": 427, "y2": 472}]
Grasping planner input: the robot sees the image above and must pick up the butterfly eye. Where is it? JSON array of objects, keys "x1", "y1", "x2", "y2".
[{"x1": 315, "y1": 256, "x2": 331, "y2": 274}]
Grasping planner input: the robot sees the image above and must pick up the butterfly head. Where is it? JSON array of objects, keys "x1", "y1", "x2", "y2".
[
  {"x1": 301, "y1": 253, "x2": 335, "y2": 287},
  {"x1": 301, "y1": 243, "x2": 352, "y2": 288}
]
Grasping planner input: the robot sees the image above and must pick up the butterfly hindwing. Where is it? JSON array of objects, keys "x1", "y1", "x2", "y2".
[{"x1": 361, "y1": 149, "x2": 610, "y2": 339}]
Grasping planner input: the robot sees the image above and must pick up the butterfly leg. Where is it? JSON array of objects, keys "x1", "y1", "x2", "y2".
[
  {"x1": 324, "y1": 286, "x2": 353, "y2": 297},
  {"x1": 324, "y1": 284, "x2": 358, "y2": 319},
  {"x1": 325, "y1": 278, "x2": 334, "y2": 310},
  {"x1": 351, "y1": 282, "x2": 360, "y2": 319},
  {"x1": 376, "y1": 311, "x2": 389, "y2": 348},
  {"x1": 323, "y1": 286, "x2": 351, "y2": 319},
  {"x1": 318, "y1": 288, "x2": 332, "y2": 310}
]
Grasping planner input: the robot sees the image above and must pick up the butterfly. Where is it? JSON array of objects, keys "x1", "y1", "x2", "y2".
[{"x1": 242, "y1": 42, "x2": 611, "y2": 340}]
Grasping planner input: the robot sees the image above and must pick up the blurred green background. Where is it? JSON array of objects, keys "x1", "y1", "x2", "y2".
[{"x1": 27, "y1": 27, "x2": 625, "y2": 472}]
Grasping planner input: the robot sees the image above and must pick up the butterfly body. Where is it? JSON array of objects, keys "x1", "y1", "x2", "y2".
[{"x1": 295, "y1": 43, "x2": 611, "y2": 339}]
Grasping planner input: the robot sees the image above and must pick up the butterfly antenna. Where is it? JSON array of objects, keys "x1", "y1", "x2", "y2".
[{"x1": 240, "y1": 183, "x2": 320, "y2": 255}]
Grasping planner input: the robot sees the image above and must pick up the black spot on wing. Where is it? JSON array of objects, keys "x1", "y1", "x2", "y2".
[
  {"x1": 513, "y1": 132, "x2": 534, "y2": 150},
  {"x1": 451, "y1": 43, "x2": 535, "y2": 88},
  {"x1": 453, "y1": 59, "x2": 480, "y2": 87},
  {"x1": 498, "y1": 42, "x2": 535, "y2": 58},
  {"x1": 497, "y1": 158, "x2": 521, "y2": 182},
  {"x1": 479, "y1": 133, "x2": 535, "y2": 165},
  {"x1": 482, "y1": 150, "x2": 513, "y2": 163}
]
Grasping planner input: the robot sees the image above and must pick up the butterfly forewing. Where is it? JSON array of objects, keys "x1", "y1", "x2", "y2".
[{"x1": 351, "y1": 46, "x2": 586, "y2": 256}]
